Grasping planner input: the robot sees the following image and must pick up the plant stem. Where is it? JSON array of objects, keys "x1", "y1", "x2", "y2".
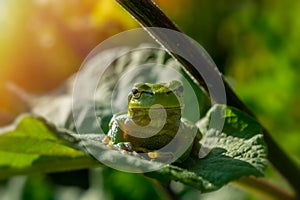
[{"x1": 115, "y1": 0, "x2": 300, "y2": 197}]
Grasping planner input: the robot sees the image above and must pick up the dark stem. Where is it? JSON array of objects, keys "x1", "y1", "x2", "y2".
[{"x1": 116, "y1": 0, "x2": 300, "y2": 197}]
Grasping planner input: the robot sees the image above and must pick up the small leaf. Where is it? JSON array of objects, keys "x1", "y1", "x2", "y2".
[
  {"x1": 197, "y1": 104, "x2": 267, "y2": 173},
  {"x1": 176, "y1": 104, "x2": 267, "y2": 191}
]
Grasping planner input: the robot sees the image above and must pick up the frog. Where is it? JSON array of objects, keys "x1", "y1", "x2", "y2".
[{"x1": 102, "y1": 80, "x2": 201, "y2": 162}]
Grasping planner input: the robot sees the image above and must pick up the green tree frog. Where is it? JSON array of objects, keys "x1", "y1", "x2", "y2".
[{"x1": 103, "y1": 80, "x2": 201, "y2": 162}]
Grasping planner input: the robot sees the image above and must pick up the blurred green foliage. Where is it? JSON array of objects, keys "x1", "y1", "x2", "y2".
[
  {"x1": 172, "y1": 0, "x2": 300, "y2": 197},
  {"x1": 0, "y1": 0, "x2": 299, "y2": 199},
  {"x1": 177, "y1": 0, "x2": 300, "y2": 165}
]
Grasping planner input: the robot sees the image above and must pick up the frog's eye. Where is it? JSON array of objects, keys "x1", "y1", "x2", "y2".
[
  {"x1": 132, "y1": 88, "x2": 139, "y2": 95},
  {"x1": 177, "y1": 85, "x2": 184, "y2": 93},
  {"x1": 131, "y1": 88, "x2": 142, "y2": 99},
  {"x1": 170, "y1": 85, "x2": 183, "y2": 97},
  {"x1": 168, "y1": 85, "x2": 183, "y2": 93}
]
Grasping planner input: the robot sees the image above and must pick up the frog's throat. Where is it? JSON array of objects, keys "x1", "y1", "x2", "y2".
[{"x1": 128, "y1": 107, "x2": 182, "y2": 127}]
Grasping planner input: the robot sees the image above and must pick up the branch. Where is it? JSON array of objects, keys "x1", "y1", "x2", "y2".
[{"x1": 115, "y1": 0, "x2": 300, "y2": 197}]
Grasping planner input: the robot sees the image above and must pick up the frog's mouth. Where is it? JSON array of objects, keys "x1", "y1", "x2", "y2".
[{"x1": 128, "y1": 107, "x2": 182, "y2": 115}]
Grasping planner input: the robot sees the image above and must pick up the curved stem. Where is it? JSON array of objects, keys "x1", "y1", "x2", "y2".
[{"x1": 115, "y1": 0, "x2": 300, "y2": 197}]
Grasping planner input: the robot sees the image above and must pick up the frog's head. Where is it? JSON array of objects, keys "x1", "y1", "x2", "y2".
[{"x1": 128, "y1": 80, "x2": 184, "y2": 109}]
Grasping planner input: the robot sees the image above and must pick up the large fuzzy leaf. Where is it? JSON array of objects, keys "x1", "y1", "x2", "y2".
[{"x1": 0, "y1": 104, "x2": 267, "y2": 192}]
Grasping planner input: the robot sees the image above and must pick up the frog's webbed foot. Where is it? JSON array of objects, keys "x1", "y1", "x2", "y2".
[
  {"x1": 102, "y1": 136, "x2": 141, "y2": 157},
  {"x1": 102, "y1": 136, "x2": 133, "y2": 152}
]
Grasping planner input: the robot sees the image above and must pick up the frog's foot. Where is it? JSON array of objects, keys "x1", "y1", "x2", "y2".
[
  {"x1": 101, "y1": 136, "x2": 112, "y2": 145},
  {"x1": 113, "y1": 142, "x2": 145, "y2": 158},
  {"x1": 147, "y1": 151, "x2": 175, "y2": 162},
  {"x1": 102, "y1": 137, "x2": 141, "y2": 158},
  {"x1": 102, "y1": 136, "x2": 132, "y2": 151}
]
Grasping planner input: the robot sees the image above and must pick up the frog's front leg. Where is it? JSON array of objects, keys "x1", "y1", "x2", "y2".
[
  {"x1": 107, "y1": 115, "x2": 126, "y2": 144},
  {"x1": 102, "y1": 114, "x2": 135, "y2": 152}
]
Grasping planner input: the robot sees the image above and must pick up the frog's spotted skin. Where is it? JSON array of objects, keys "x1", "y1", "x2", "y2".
[{"x1": 103, "y1": 80, "x2": 201, "y2": 162}]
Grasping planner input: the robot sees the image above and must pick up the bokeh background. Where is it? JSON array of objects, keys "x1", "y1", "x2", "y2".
[{"x1": 0, "y1": 0, "x2": 299, "y2": 199}]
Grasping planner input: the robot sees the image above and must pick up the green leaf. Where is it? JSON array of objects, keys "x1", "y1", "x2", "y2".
[
  {"x1": 0, "y1": 115, "x2": 100, "y2": 180},
  {"x1": 197, "y1": 104, "x2": 267, "y2": 173},
  {"x1": 60, "y1": 104, "x2": 267, "y2": 192},
  {"x1": 0, "y1": 104, "x2": 267, "y2": 193}
]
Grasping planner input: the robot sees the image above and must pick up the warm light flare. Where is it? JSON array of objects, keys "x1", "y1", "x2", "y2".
[{"x1": 0, "y1": 0, "x2": 139, "y2": 125}]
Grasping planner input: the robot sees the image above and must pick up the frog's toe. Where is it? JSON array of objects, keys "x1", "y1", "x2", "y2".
[
  {"x1": 102, "y1": 136, "x2": 111, "y2": 145},
  {"x1": 147, "y1": 151, "x2": 159, "y2": 159},
  {"x1": 147, "y1": 151, "x2": 174, "y2": 162}
]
